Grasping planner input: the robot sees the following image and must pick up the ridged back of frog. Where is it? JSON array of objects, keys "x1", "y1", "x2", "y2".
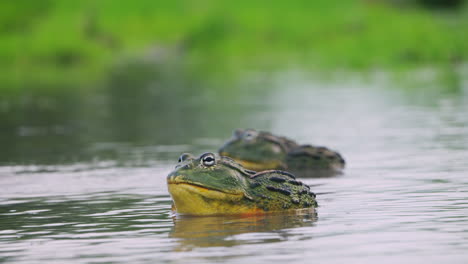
[
  {"x1": 259, "y1": 132, "x2": 299, "y2": 153},
  {"x1": 286, "y1": 145, "x2": 345, "y2": 171},
  {"x1": 219, "y1": 156, "x2": 258, "y2": 177},
  {"x1": 246, "y1": 170, "x2": 317, "y2": 211}
]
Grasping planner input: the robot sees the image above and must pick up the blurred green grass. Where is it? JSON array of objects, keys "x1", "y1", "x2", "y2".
[{"x1": 1, "y1": 0, "x2": 467, "y2": 91}]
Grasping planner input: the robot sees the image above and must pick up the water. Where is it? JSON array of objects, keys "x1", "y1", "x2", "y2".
[{"x1": 1, "y1": 71, "x2": 468, "y2": 263}]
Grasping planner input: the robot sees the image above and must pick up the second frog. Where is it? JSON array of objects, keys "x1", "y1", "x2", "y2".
[{"x1": 219, "y1": 129, "x2": 345, "y2": 177}]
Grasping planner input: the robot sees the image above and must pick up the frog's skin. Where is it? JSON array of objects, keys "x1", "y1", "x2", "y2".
[
  {"x1": 167, "y1": 152, "x2": 317, "y2": 216},
  {"x1": 219, "y1": 129, "x2": 345, "y2": 175}
]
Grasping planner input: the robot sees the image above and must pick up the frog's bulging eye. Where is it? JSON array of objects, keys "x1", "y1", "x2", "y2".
[
  {"x1": 201, "y1": 153, "x2": 216, "y2": 166},
  {"x1": 243, "y1": 130, "x2": 257, "y2": 141}
]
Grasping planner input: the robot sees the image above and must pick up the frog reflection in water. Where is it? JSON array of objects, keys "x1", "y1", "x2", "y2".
[
  {"x1": 167, "y1": 153, "x2": 317, "y2": 216},
  {"x1": 170, "y1": 211, "x2": 317, "y2": 250},
  {"x1": 219, "y1": 129, "x2": 345, "y2": 177}
]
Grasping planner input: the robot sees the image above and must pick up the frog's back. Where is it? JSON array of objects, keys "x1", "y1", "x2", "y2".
[
  {"x1": 259, "y1": 131, "x2": 299, "y2": 152},
  {"x1": 246, "y1": 170, "x2": 317, "y2": 212},
  {"x1": 286, "y1": 145, "x2": 345, "y2": 175}
]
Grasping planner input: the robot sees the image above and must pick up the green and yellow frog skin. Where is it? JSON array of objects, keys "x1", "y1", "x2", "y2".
[
  {"x1": 167, "y1": 152, "x2": 317, "y2": 216},
  {"x1": 219, "y1": 129, "x2": 345, "y2": 176}
]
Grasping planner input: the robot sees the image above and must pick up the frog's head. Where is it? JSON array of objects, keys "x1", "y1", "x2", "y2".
[
  {"x1": 167, "y1": 152, "x2": 257, "y2": 215},
  {"x1": 219, "y1": 129, "x2": 288, "y2": 171}
]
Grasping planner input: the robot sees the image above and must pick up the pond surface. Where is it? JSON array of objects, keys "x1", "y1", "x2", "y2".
[{"x1": 1, "y1": 72, "x2": 468, "y2": 263}]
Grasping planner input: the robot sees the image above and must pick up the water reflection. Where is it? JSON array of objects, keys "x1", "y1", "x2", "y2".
[
  {"x1": 0, "y1": 87, "x2": 85, "y2": 165},
  {"x1": 0, "y1": 54, "x2": 275, "y2": 165},
  {"x1": 1, "y1": 67, "x2": 468, "y2": 263},
  {"x1": 0, "y1": 193, "x2": 173, "y2": 242},
  {"x1": 101, "y1": 56, "x2": 273, "y2": 146},
  {"x1": 170, "y1": 210, "x2": 317, "y2": 250}
]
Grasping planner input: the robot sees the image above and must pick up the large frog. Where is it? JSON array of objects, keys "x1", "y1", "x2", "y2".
[
  {"x1": 167, "y1": 152, "x2": 317, "y2": 216},
  {"x1": 219, "y1": 129, "x2": 345, "y2": 176}
]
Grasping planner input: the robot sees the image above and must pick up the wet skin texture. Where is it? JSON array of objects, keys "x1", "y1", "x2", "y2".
[
  {"x1": 167, "y1": 153, "x2": 317, "y2": 216},
  {"x1": 219, "y1": 129, "x2": 345, "y2": 176}
]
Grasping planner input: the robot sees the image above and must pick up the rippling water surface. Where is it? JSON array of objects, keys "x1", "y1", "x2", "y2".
[{"x1": 1, "y1": 74, "x2": 468, "y2": 263}]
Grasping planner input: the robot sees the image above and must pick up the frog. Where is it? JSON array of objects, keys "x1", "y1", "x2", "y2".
[
  {"x1": 218, "y1": 129, "x2": 345, "y2": 177},
  {"x1": 167, "y1": 152, "x2": 317, "y2": 216}
]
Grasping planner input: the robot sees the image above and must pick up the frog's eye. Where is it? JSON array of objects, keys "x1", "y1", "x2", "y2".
[
  {"x1": 201, "y1": 153, "x2": 216, "y2": 167},
  {"x1": 243, "y1": 130, "x2": 257, "y2": 141},
  {"x1": 178, "y1": 153, "x2": 193, "y2": 163}
]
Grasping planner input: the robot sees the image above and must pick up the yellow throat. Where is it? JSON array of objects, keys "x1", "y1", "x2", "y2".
[{"x1": 167, "y1": 182, "x2": 262, "y2": 216}]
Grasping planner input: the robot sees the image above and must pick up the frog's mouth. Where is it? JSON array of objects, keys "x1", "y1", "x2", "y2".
[
  {"x1": 168, "y1": 180, "x2": 241, "y2": 195},
  {"x1": 167, "y1": 177, "x2": 258, "y2": 216},
  {"x1": 219, "y1": 152, "x2": 284, "y2": 171},
  {"x1": 167, "y1": 177, "x2": 244, "y2": 199}
]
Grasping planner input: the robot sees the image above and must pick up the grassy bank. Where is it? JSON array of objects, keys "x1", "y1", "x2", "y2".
[{"x1": 1, "y1": 0, "x2": 467, "y2": 91}]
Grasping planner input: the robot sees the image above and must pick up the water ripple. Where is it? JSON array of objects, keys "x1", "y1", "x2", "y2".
[{"x1": 1, "y1": 81, "x2": 468, "y2": 263}]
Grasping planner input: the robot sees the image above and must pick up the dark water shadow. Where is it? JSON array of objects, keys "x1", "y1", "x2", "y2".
[
  {"x1": 0, "y1": 52, "x2": 273, "y2": 165},
  {"x1": 0, "y1": 86, "x2": 85, "y2": 165}
]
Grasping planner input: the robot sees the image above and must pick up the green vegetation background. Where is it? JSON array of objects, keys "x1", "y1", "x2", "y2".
[{"x1": 1, "y1": 0, "x2": 467, "y2": 91}]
